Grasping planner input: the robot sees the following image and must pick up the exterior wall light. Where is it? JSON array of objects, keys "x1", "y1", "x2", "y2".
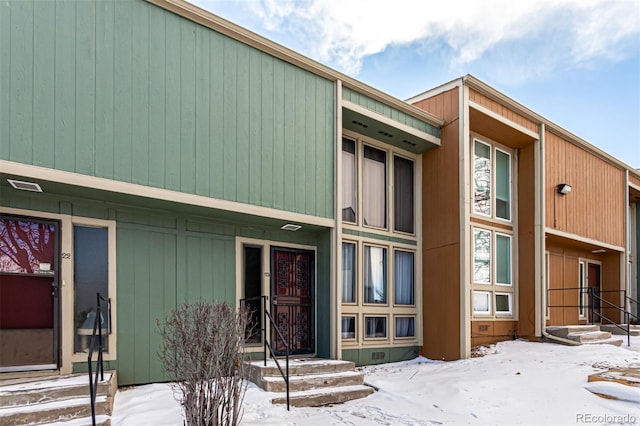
[
  {"x1": 556, "y1": 183, "x2": 572, "y2": 195},
  {"x1": 281, "y1": 223, "x2": 302, "y2": 231}
]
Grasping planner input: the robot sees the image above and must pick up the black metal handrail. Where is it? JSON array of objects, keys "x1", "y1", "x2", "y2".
[
  {"x1": 88, "y1": 292, "x2": 107, "y2": 426},
  {"x1": 625, "y1": 294, "x2": 640, "y2": 324},
  {"x1": 240, "y1": 296, "x2": 290, "y2": 411},
  {"x1": 547, "y1": 287, "x2": 634, "y2": 346}
]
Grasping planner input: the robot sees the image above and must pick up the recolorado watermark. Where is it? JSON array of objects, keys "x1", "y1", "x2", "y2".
[{"x1": 576, "y1": 413, "x2": 637, "y2": 424}]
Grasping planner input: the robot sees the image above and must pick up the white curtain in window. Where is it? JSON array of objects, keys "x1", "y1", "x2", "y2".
[
  {"x1": 395, "y1": 317, "x2": 413, "y2": 337},
  {"x1": 342, "y1": 243, "x2": 356, "y2": 303},
  {"x1": 364, "y1": 246, "x2": 386, "y2": 303},
  {"x1": 342, "y1": 150, "x2": 356, "y2": 221},
  {"x1": 394, "y1": 250, "x2": 414, "y2": 305},
  {"x1": 363, "y1": 157, "x2": 385, "y2": 227}
]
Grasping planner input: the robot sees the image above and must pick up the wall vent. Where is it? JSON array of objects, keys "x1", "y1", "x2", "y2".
[
  {"x1": 7, "y1": 179, "x2": 43, "y2": 192},
  {"x1": 371, "y1": 351, "x2": 386, "y2": 360}
]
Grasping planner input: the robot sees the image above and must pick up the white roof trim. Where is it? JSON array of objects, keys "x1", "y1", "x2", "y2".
[{"x1": 0, "y1": 160, "x2": 335, "y2": 228}]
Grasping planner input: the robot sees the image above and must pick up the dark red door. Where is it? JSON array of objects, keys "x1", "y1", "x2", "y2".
[
  {"x1": 271, "y1": 248, "x2": 314, "y2": 355},
  {"x1": 588, "y1": 263, "x2": 601, "y2": 322}
]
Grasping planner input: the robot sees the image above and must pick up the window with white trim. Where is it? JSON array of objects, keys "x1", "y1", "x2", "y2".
[
  {"x1": 365, "y1": 316, "x2": 387, "y2": 339},
  {"x1": 341, "y1": 316, "x2": 356, "y2": 339},
  {"x1": 395, "y1": 316, "x2": 415, "y2": 338},
  {"x1": 472, "y1": 227, "x2": 515, "y2": 318},
  {"x1": 341, "y1": 135, "x2": 416, "y2": 235},
  {"x1": 342, "y1": 242, "x2": 356, "y2": 303},
  {"x1": 473, "y1": 139, "x2": 512, "y2": 221},
  {"x1": 364, "y1": 245, "x2": 387, "y2": 304}
]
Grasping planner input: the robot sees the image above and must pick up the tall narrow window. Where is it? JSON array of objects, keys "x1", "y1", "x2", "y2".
[
  {"x1": 394, "y1": 250, "x2": 414, "y2": 305},
  {"x1": 495, "y1": 233, "x2": 511, "y2": 285},
  {"x1": 473, "y1": 140, "x2": 491, "y2": 216},
  {"x1": 394, "y1": 156, "x2": 414, "y2": 233},
  {"x1": 473, "y1": 228, "x2": 491, "y2": 284},
  {"x1": 363, "y1": 145, "x2": 386, "y2": 228},
  {"x1": 74, "y1": 226, "x2": 109, "y2": 353},
  {"x1": 364, "y1": 245, "x2": 387, "y2": 304},
  {"x1": 342, "y1": 242, "x2": 356, "y2": 303},
  {"x1": 495, "y1": 149, "x2": 511, "y2": 220},
  {"x1": 579, "y1": 261, "x2": 586, "y2": 317},
  {"x1": 342, "y1": 138, "x2": 357, "y2": 222},
  {"x1": 243, "y1": 246, "x2": 262, "y2": 343}
]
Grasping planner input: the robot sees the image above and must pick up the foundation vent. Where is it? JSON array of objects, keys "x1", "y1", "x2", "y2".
[{"x1": 371, "y1": 351, "x2": 386, "y2": 360}]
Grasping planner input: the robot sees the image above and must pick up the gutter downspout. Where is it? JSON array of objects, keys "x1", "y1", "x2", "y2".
[{"x1": 536, "y1": 122, "x2": 580, "y2": 346}]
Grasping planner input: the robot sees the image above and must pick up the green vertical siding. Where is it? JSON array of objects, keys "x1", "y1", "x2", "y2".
[
  {"x1": 342, "y1": 346, "x2": 419, "y2": 366},
  {"x1": 342, "y1": 87, "x2": 439, "y2": 138},
  {"x1": 1, "y1": 188, "x2": 330, "y2": 385},
  {"x1": 0, "y1": 0, "x2": 335, "y2": 219}
]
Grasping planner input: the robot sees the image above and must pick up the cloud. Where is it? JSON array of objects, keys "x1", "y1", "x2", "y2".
[{"x1": 198, "y1": 0, "x2": 640, "y2": 85}]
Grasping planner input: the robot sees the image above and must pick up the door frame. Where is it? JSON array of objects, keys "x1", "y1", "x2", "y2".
[
  {"x1": 0, "y1": 214, "x2": 60, "y2": 372},
  {"x1": 270, "y1": 246, "x2": 316, "y2": 356},
  {"x1": 236, "y1": 237, "x2": 317, "y2": 358},
  {"x1": 581, "y1": 259, "x2": 602, "y2": 323}
]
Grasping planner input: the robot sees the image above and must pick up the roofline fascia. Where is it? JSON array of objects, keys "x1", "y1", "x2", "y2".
[
  {"x1": 145, "y1": 0, "x2": 444, "y2": 128},
  {"x1": 462, "y1": 75, "x2": 639, "y2": 178}
]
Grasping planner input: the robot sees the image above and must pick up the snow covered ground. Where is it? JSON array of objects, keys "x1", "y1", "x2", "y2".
[{"x1": 112, "y1": 338, "x2": 640, "y2": 425}]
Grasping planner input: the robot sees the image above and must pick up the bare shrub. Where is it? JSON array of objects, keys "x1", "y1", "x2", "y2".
[{"x1": 158, "y1": 301, "x2": 250, "y2": 426}]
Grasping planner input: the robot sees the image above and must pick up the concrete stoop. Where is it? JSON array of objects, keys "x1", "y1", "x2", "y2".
[
  {"x1": 0, "y1": 371, "x2": 117, "y2": 426},
  {"x1": 546, "y1": 325, "x2": 624, "y2": 346},
  {"x1": 247, "y1": 358, "x2": 375, "y2": 407},
  {"x1": 599, "y1": 324, "x2": 640, "y2": 336}
]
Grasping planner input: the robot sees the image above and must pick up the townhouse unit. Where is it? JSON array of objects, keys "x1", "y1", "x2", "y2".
[
  {"x1": 1, "y1": 0, "x2": 638, "y2": 388},
  {"x1": 409, "y1": 78, "x2": 640, "y2": 359}
]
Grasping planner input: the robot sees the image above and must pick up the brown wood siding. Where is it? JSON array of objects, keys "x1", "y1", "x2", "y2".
[
  {"x1": 630, "y1": 174, "x2": 640, "y2": 188},
  {"x1": 415, "y1": 88, "x2": 462, "y2": 360},
  {"x1": 471, "y1": 321, "x2": 517, "y2": 347},
  {"x1": 469, "y1": 89, "x2": 538, "y2": 134},
  {"x1": 546, "y1": 238, "x2": 622, "y2": 325},
  {"x1": 517, "y1": 143, "x2": 536, "y2": 338},
  {"x1": 545, "y1": 131, "x2": 625, "y2": 247}
]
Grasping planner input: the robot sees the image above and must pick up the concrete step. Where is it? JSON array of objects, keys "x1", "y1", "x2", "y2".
[
  {"x1": 599, "y1": 324, "x2": 640, "y2": 336},
  {"x1": 247, "y1": 358, "x2": 355, "y2": 382},
  {"x1": 0, "y1": 371, "x2": 116, "y2": 426},
  {"x1": 0, "y1": 372, "x2": 115, "y2": 408},
  {"x1": 0, "y1": 395, "x2": 111, "y2": 426},
  {"x1": 566, "y1": 331, "x2": 612, "y2": 342},
  {"x1": 260, "y1": 370, "x2": 364, "y2": 392},
  {"x1": 271, "y1": 384, "x2": 375, "y2": 407},
  {"x1": 581, "y1": 336, "x2": 624, "y2": 346},
  {"x1": 546, "y1": 325, "x2": 599, "y2": 338}
]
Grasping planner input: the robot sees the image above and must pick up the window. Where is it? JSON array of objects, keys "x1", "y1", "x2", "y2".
[
  {"x1": 579, "y1": 261, "x2": 586, "y2": 318},
  {"x1": 365, "y1": 316, "x2": 387, "y2": 338},
  {"x1": 394, "y1": 250, "x2": 414, "y2": 305},
  {"x1": 495, "y1": 293, "x2": 512, "y2": 314},
  {"x1": 472, "y1": 227, "x2": 514, "y2": 317},
  {"x1": 342, "y1": 138, "x2": 357, "y2": 222},
  {"x1": 473, "y1": 228, "x2": 491, "y2": 284},
  {"x1": 342, "y1": 316, "x2": 356, "y2": 339},
  {"x1": 74, "y1": 225, "x2": 110, "y2": 353},
  {"x1": 473, "y1": 291, "x2": 491, "y2": 314},
  {"x1": 473, "y1": 139, "x2": 512, "y2": 221},
  {"x1": 495, "y1": 233, "x2": 512, "y2": 286},
  {"x1": 342, "y1": 242, "x2": 356, "y2": 303},
  {"x1": 363, "y1": 145, "x2": 387, "y2": 228},
  {"x1": 394, "y1": 155, "x2": 414, "y2": 233},
  {"x1": 495, "y1": 149, "x2": 511, "y2": 220},
  {"x1": 395, "y1": 317, "x2": 415, "y2": 338},
  {"x1": 364, "y1": 245, "x2": 387, "y2": 304},
  {"x1": 473, "y1": 140, "x2": 491, "y2": 216}
]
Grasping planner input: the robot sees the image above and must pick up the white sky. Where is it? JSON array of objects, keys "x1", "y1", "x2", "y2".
[{"x1": 191, "y1": 0, "x2": 640, "y2": 167}]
